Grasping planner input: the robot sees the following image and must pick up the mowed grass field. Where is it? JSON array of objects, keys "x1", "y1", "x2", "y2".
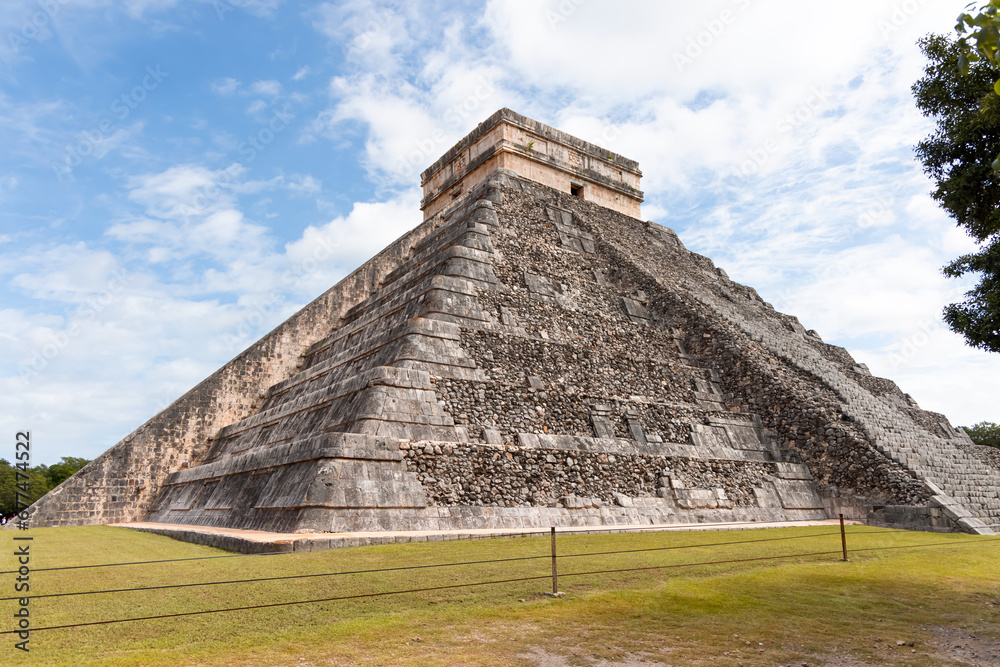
[{"x1": 0, "y1": 524, "x2": 998, "y2": 666}]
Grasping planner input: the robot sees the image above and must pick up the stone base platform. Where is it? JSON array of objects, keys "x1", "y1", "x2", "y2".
[{"x1": 114, "y1": 518, "x2": 853, "y2": 554}]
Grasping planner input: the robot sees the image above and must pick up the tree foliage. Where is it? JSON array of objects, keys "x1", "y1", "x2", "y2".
[
  {"x1": 913, "y1": 34, "x2": 1000, "y2": 352},
  {"x1": 961, "y1": 420, "x2": 1000, "y2": 447},
  {"x1": 0, "y1": 456, "x2": 90, "y2": 518},
  {"x1": 38, "y1": 456, "x2": 91, "y2": 487},
  {"x1": 956, "y1": 2, "x2": 1000, "y2": 84},
  {"x1": 956, "y1": 0, "x2": 1000, "y2": 168}
]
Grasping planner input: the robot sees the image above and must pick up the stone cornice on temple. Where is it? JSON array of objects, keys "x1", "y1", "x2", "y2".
[{"x1": 420, "y1": 108, "x2": 643, "y2": 220}]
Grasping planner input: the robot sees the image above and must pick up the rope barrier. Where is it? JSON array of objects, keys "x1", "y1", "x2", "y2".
[
  {"x1": 2, "y1": 532, "x2": 996, "y2": 634},
  {"x1": 1, "y1": 530, "x2": 862, "y2": 600},
  {"x1": 1, "y1": 523, "x2": 889, "y2": 575}
]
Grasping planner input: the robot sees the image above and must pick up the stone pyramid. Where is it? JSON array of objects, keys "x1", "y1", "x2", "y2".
[{"x1": 27, "y1": 109, "x2": 998, "y2": 536}]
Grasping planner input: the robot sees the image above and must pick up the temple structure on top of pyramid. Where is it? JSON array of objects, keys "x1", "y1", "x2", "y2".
[
  {"x1": 419, "y1": 109, "x2": 643, "y2": 220},
  {"x1": 25, "y1": 108, "x2": 999, "y2": 544}
]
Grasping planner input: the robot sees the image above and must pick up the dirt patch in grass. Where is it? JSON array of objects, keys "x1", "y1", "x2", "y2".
[
  {"x1": 926, "y1": 625, "x2": 1000, "y2": 665},
  {"x1": 512, "y1": 619, "x2": 1000, "y2": 667},
  {"x1": 518, "y1": 633, "x2": 1000, "y2": 667},
  {"x1": 519, "y1": 647, "x2": 668, "y2": 666}
]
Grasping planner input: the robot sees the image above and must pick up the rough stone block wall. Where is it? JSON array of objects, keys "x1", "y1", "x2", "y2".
[
  {"x1": 25, "y1": 213, "x2": 449, "y2": 527},
  {"x1": 401, "y1": 441, "x2": 772, "y2": 509},
  {"x1": 959, "y1": 442, "x2": 1000, "y2": 471},
  {"x1": 497, "y1": 174, "x2": 995, "y2": 533}
]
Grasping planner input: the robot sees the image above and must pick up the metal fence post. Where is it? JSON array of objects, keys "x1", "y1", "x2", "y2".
[
  {"x1": 550, "y1": 526, "x2": 558, "y2": 594},
  {"x1": 840, "y1": 513, "x2": 849, "y2": 561}
]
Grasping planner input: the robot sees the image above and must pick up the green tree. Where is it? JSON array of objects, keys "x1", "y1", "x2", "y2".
[
  {"x1": 0, "y1": 459, "x2": 51, "y2": 518},
  {"x1": 0, "y1": 457, "x2": 91, "y2": 518},
  {"x1": 42, "y1": 456, "x2": 91, "y2": 487},
  {"x1": 956, "y1": 2, "x2": 1000, "y2": 91},
  {"x1": 962, "y1": 421, "x2": 1000, "y2": 447},
  {"x1": 912, "y1": 34, "x2": 1000, "y2": 353}
]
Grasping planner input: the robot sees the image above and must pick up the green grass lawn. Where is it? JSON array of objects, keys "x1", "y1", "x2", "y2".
[{"x1": 1, "y1": 524, "x2": 998, "y2": 666}]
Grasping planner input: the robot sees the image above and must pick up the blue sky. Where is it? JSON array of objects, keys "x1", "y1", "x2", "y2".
[{"x1": 2, "y1": 0, "x2": 998, "y2": 465}]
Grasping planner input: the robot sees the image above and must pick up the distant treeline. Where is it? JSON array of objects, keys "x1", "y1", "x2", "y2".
[
  {"x1": 962, "y1": 422, "x2": 1000, "y2": 449},
  {"x1": 0, "y1": 457, "x2": 90, "y2": 517}
]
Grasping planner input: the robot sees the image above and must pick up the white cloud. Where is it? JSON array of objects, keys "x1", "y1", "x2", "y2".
[
  {"x1": 292, "y1": 66, "x2": 311, "y2": 80},
  {"x1": 89, "y1": 121, "x2": 146, "y2": 160},
  {"x1": 310, "y1": 0, "x2": 411, "y2": 70},
  {"x1": 245, "y1": 99, "x2": 268, "y2": 115},
  {"x1": 308, "y1": 7, "x2": 505, "y2": 184},
  {"x1": 481, "y1": 0, "x2": 958, "y2": 102},
  {"x1": 282, "y1": 187, "x2": 421, "y2": 296},
  {"x1": 0, "y1": 95, "x2": 72, "y2": 164},
  {"x1": 4, "y1": 243, "x2": 122, "y2": 302},
  {"x1": 126, "y1": 164, "x2": 239, "y2": 218},
  {"x1": 314, "y1": 73, "x2": 434, "y2": 180},
  {"x1": 249, "y1": 79, "x2": 283, "y2": 97},
  {"x1": 855, "y1": 329, "x2": 1000, "y2": 427},
  {"x1": 285, "y1": 173, "x2": 321, "y2": 195},
  {"x1": 211, "y1": 77, "x2": 241, "y2": 96},
  {"x1": 110, "y1": 165, "x2": 276, "y2": 273},
  {"x1": 120, "y1": 0, "x2": 181, "y2": 18},
  {"x1": 766, "y1": 239, "x2": 967, "y2": 339},
  {"x1": 0, "y1": 175, "x2": 17, "y2": 201},
  {"x1": 221, "y1": 0, "x2": 285, "y2": 17}
]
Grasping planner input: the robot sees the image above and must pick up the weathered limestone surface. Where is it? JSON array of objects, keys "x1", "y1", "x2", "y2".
[
  {"x1": 24, "y1": 213, "x2": 451, "y2": 527},
  {"x1": 26, "y1": 127, "x2": 998, "y2": 539}
]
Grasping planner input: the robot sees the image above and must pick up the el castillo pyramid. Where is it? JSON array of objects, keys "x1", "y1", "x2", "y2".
[{"x1": 26, "y1": 109, "x2": 1000, "y2": 538}]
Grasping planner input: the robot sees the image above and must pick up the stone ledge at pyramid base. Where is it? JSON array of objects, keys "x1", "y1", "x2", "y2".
[
  {"x1": 114, "y1": 518, "x2": 851, "y2": 555},
  {"x1": 144, "y1": 431, "x2": 826, "y2": 536},
  {"x1": 819, "y1": 488, "x2": 997, "y2": 535}
]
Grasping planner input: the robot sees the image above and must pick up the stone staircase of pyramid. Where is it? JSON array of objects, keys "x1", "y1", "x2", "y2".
[
  {"x1": 729, "y1": 309, "x2": 999, "y2": 536},
  {"x1": 145, "y1": 196, "x2": 505, "y2": 532},
  {"x1": 143, "y1": 180, "x2": 835, "y2": 534},
  {"x1": 607, "y1": 219, "x2": 999, "y2": 536}
]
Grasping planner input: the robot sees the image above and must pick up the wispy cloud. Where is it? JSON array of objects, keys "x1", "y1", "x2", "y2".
[
  {"x1": 211, "y1": 77, "x2": 241, "y2": 95},
  {"x1": 249, "y1": 79, "x2": 283, "y2": 97}
]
